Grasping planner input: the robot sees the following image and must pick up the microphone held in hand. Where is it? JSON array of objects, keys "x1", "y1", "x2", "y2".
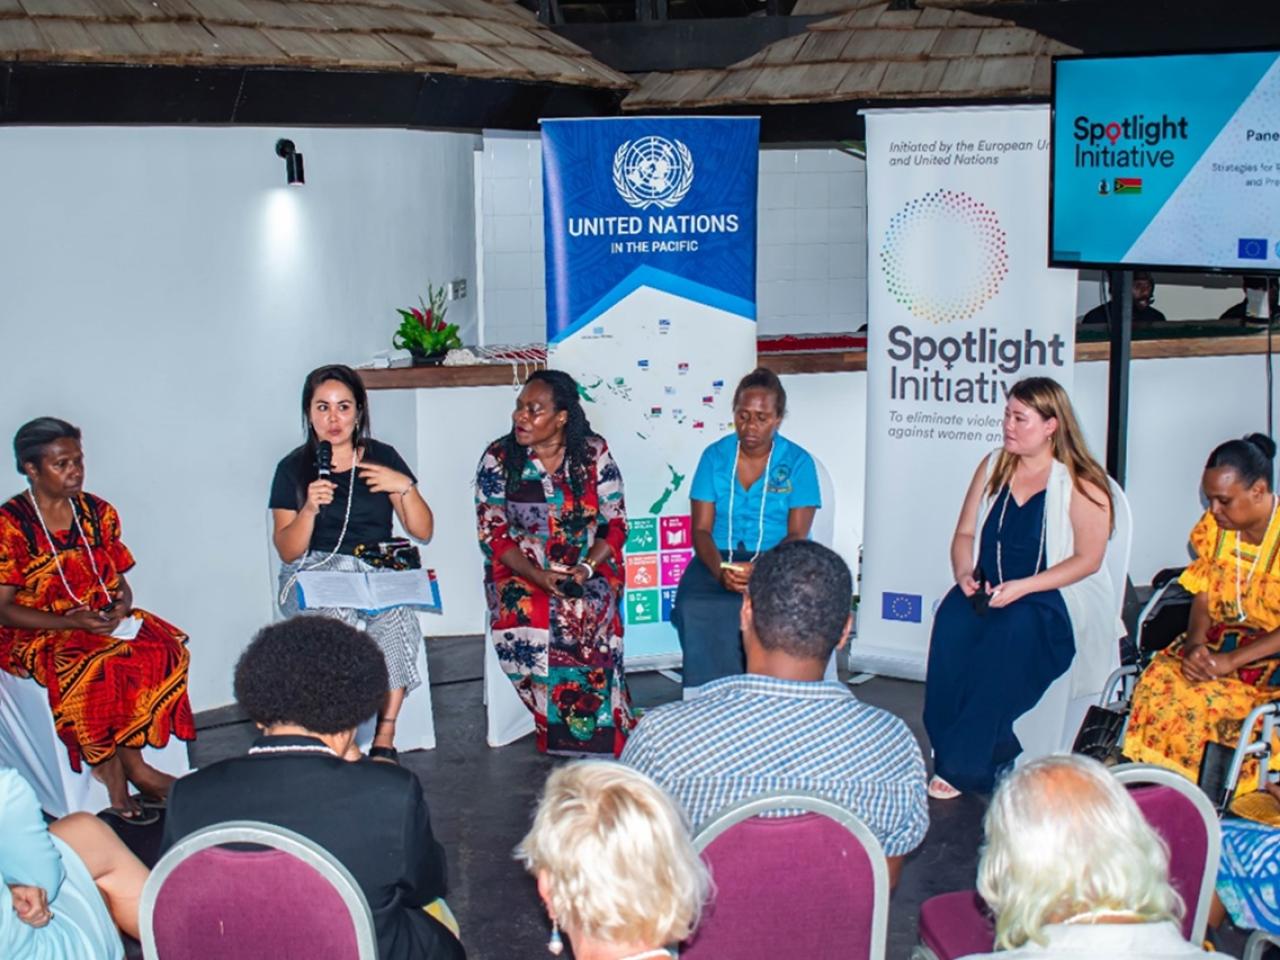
[{"x1": 316, "y1": 441, "x2": 333, "y2": 478}]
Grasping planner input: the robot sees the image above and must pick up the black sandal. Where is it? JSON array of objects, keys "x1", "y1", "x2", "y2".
[
  {"x1": 100, "y1": 803, "x2": 161, "y2": 827},
  {"x1": 368, "y1": 745, "x2": 399, "y2": 765}
]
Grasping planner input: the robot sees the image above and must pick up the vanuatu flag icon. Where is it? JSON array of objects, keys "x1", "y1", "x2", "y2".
[{"x1": 1113, "y1": 178, "x2": 1142, "y2": 194}]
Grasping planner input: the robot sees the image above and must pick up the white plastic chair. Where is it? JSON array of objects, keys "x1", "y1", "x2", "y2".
[
  {"x1": 483, "y1": 626, "x2": 536, "y2": 747},
  {"x1": 1014, "y1": 478, "x2": 1132, "y2": 761},
  {"x1": 812, "y1": 456, "x2": 841, "y2": 681},
  {"x1": 0, "y1": 668, "x2": 190, "y2": 818},
  {"x1": 266, "y1": 511, "x2": 435, "y2": 752}
]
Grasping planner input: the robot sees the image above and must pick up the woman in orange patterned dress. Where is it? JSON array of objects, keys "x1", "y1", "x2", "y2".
[
  {"x1": 0, "y1": 418, "x2": 194, "y2": 822},
  {"x1": 1124, "y1": 433, "x2": 1280, "y2": 791}
]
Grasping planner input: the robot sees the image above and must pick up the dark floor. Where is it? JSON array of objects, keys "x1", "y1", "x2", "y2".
[
  {"x1": 112, "y1": 635, "x2": 1252, "y2": 959},
  {"x1": 149, "y1": 636, "x2": 979, "y2": 959}
]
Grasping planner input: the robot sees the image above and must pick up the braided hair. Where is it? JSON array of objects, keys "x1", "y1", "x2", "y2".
[{"x1": 501, "y1": 370, "x2": 598, "y2": 497}]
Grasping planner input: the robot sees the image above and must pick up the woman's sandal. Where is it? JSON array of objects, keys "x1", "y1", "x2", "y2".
[
  {"x1": 368, "y1": 745, "x2": 400, "y2": 765},
  {"x1": 370, "y1": 717, "x2": 399, "y2": 764},
  {"x1": 100, "y1": 802, "x2": 161, "y2": 827},
  {"x1": 927, "y1": 776, "x2": 962, "y2": 800}
]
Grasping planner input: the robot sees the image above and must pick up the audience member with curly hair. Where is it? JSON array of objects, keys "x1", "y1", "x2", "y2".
[
  {"x1": 161, "y1": 617, "x2": 464, "y2": 960},
  {"x1": 475, "y1": 370, "x2": 633, "y2": 755}
]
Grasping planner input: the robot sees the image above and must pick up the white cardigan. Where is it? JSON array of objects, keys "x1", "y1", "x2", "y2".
[{"x1": 974, "y1": 452, "x2": 1121, "y2": 698}]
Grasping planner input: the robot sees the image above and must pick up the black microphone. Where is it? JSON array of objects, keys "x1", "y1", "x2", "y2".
[{"x1": 316, "y1": 440, "x2": 333, "y2": 478}]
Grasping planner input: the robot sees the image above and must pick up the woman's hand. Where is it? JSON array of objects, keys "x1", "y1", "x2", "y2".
[
  {"x1": 987, "y1": 578, "x2": 1033, "y2": 609},
  {"x1": 63, "y1": 605, "x2": 118, "y2": 635},
  {"x1": 357, "y1": 463, "x2": 414, "y2": 497},
  {"x1": 8, "y1": 884, "x2": 51, "y2": 927},
  {"x1": 718, "y1": 562, "x2": 751, "y2": 594},
  {"x1": 103, "y1": 589, "x2": 131, "y2": 620},
  {"x1": 956, "y1": 571, "x2": 980, "y2": 597},
  {"x1": 302, "y1": 479, "x2": 337, "y2": 515},
  {"x1": 1181, "y1": 644, "x2": 1219, "y2": 683},
  {"x1": 568, "y1": 562, "x2": 593, "y2": 586},
  {"x1": 527, "y1": 568, "x2": 569, "y2": 599}
]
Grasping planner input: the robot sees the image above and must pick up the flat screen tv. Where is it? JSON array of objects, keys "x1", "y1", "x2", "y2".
[{"x1": 1051, "y1": 50, "x2": 1280, "y2": 274}]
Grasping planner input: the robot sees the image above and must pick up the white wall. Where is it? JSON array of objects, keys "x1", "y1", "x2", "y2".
[
  {"x1": 1073, "y1": 353, "x2": 1280, "y2": 579},
  {"x1": 758, "y1": 148, "x2": 867, "y2": 334},
  {"x1": 0, "y1": 126, "x2": 479, "y2": 711}
]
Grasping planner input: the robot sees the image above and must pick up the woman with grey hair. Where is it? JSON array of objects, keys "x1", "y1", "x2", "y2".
[
  {"x1": 517, "y1": 761, "x2": 710, "y2": 959},
  {"x1": 962, "y1": 754, "x2": 1221, "y2": 959}
]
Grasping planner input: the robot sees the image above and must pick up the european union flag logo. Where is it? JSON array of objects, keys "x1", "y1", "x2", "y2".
[
  {"x1": 882, "y1": 592, "x2": 923, "y2": 623},
  {"x1": 1239, "y1": 238, "x2": 1269, "y2": 260}
]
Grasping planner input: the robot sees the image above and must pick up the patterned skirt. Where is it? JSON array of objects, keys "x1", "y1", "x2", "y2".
[
  {"x1": 1123, "y1": 623, "x2": 1280, "y2": 793},
  {"x1": 1218, "y1": 818, "x2": 1280, "y2": 933},
  {"x1": 0, "y1": 610, "x2": 194, "y2": 772},
  {"x1": 486, "y1": 573, "x2": 633, "y2": 756},
  {"x1": 278, "y1": 552, "x2": 422, "y2": 692}
]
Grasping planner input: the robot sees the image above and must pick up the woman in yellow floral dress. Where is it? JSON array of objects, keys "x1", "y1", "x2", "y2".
[{"x1": 1124, "y1": 433, "x2": 1280, "y2": 790}]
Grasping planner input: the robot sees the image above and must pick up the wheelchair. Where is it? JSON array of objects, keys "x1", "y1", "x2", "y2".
[
  {"x1": 1072, "y1": 566, "x2": 1193, "y2": 759},
  {"x1": 1073, "y1": 568, "x2": 1280, "y2": 957}
]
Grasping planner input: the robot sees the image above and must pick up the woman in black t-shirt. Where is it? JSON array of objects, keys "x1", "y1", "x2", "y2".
[{"x1": 269, "y1": 364, "x2": 434, "y2": 762}]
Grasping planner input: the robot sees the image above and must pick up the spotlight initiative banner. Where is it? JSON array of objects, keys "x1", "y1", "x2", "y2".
[
  {"x1": 542, "y1": 117, "x2": 759, "y2": 667},
  {"x1": 857, "y1": 105, "x2": 1078, "y2": 680}
]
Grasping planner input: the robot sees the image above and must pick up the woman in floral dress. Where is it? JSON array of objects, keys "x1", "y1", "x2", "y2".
[
  {"x1": 1124, "y1": 434, "x2": 1280, "y2": 793},
  {"x1": 475, "y1": 370, "x2": 633, "y2": 755}
]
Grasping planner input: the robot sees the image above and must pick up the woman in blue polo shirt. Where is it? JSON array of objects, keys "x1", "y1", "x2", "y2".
[{"x1": 674, "y1": 368, "x2": 822, "y2": 695}]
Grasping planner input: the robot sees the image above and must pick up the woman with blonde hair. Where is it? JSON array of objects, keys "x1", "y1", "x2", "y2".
[
  {"x1": 517, "y1": 761, "x2": 710, "y2": 960},
  {"x1": 925, "y1": 377, "x2": 1118, "y2": 798},
  {"x1": 962, "y1": 754, "x2": 1212, "y2": 958}
]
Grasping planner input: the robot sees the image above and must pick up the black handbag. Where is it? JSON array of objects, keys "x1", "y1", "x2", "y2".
[
  {"x1": 1072, "y1": 704, "x2": 1128, "y2": 761},
  {"x1": 353, "y1": 538, "x2": 421, "y2": 570}
]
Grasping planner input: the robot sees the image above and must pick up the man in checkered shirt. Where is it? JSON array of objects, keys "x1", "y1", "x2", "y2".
[{"x1": 622, "y1": 540, "x2": 928, "y2": 886}]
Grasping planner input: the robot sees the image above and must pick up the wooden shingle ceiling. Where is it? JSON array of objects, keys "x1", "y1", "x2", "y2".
[
  {"x1": 622, "y1": 0, "x2": 1075, "y2": 110},
  {"x1": 0, "y1": 0, "x2": 632, "y2": 89}
]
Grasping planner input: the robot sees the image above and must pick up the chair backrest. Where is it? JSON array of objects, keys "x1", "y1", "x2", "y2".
[
  {"x1": 1111, "y1": 763, "x2": 1222, "y2": 945},
  {"x1": 140, "y1": 820, "x2": 377, "y2": 960},
  {"x1": 1105, "y1": 478, "x2": 1133, "y2": 621},
  {"x1": 685, "y1": 792, "x2": 889, "y2": 960},
  {"x1": 811, "y1": 455, "x2": 836, "y2": 548}
]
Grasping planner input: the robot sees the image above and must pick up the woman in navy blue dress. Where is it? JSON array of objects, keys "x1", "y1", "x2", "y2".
[{"x1": 924, "y1": 378, "x2": 1114, "y2": 799}]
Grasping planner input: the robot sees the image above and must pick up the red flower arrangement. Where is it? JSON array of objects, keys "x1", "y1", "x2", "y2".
[{"x1": 392, "y1": 284, "x2": 462, "y2": 356}]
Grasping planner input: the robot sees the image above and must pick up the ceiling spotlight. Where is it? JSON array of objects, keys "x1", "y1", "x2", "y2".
[{"x1": 275, "y1": 138, "x2": 305, "y2": 186}]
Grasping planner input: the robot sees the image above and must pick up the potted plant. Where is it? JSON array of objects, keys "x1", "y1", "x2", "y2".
[{"x1": 393, "y1": 284, "x2": 462, "y2": 365}]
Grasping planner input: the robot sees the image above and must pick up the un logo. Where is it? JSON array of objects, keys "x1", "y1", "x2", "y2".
[{"x1": 612, "y1": 136, "x2": 695, "y2": 210}]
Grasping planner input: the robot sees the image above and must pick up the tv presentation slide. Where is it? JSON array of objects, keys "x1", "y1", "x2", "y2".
[{"x1": 1052, "y1": 51, "x2": 1280, "y2": 271}]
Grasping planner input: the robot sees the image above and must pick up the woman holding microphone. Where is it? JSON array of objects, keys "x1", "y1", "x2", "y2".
[{"x1": 269, "y1": 364, "x2": 433, "y2": 763}]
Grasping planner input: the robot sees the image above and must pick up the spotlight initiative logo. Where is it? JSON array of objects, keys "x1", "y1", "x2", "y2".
[
  {"x1": 612, "y1": 137, "x2": 694, "y2": 210},
  {"x1": 881, "y1": 189, "x2": 1009, "y2": 324}
]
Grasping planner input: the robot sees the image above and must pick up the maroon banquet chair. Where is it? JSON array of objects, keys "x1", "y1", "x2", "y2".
[
  {"x1": 683, "y1": 792, "x2": 890, "y2": 960},
  {"x1": 912, "y1": 762, "x2": 1222, "y2": 960},
  {"x1": 139, "y1": 821, "x2": 377, "y2": 960}
]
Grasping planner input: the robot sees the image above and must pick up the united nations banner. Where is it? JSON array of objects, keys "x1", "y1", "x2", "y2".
[
  {"x1": 857, "y1": 105, "x2": 1078, "y2": 680},
  {"x1": 542, "y1": 117, "x2": 759, "y2": 667}
]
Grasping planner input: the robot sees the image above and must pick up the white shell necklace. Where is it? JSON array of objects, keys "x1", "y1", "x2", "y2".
[
  {"x1": 26, "y1": 490, "x2": 112, "y2": 608},
  {"x1": 726, "y1": 441, "x2": 773, "y2": 564},
  {"x1": 1230, "y1": 493, "x2": 1279, "y2": 623},
  {"x1": 277, "y1": 445, "x2": 360, "y2": 606}
]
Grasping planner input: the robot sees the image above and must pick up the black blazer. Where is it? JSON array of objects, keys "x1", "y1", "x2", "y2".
[{"x1": 161, "y1": 735, "x2": 465, "y2": 960}]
